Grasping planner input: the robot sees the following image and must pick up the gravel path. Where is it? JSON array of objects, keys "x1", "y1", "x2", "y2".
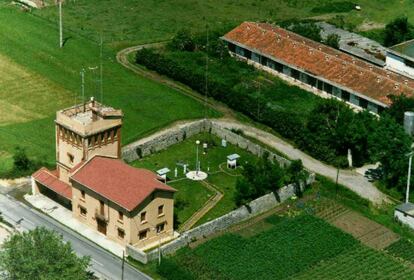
[{"x1": 213, "y1": 120, "x2": 390, "y2": 204}]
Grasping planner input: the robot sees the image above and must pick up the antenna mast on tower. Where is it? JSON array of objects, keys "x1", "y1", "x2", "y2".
[
  {"x1": 59, "y1": 0, "x2": 63, "y2": 48},
  {"x1": 100, "y1": 34, "x2": 104, "y2": 104},
  {"x1": 204, "y1": 23, "x2": 209, "y2": 120},
  {"x1": 81, "y1": 68, "x2": 85, "y2": 112}
]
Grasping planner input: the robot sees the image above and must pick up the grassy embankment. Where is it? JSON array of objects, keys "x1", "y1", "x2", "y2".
[{"x1": 0, "y1": 5, "x2": 218, "y2": 175}]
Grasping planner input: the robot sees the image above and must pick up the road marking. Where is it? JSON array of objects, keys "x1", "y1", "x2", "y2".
[{"x1": 91, "y1": 258, "x2": 103, "y2": 266}]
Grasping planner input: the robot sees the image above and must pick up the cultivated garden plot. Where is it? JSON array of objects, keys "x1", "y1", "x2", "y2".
[
  {"x1": 131, "y1": 132, "x2": 259, "y2": 228},
  {"x1": 157, "y1": 214, "x2": 414, "y2": 280}
]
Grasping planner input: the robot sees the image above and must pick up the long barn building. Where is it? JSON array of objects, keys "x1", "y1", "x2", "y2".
[{"x1": 221, "y1": 22, "x2": 414, "y2": 113}]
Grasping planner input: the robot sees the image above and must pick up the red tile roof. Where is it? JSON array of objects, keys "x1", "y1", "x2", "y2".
[
  {"x1": 70, "y1": 156, "x2": 176, "y2": 211},
  {"x1": 32, "y1": 168, "x2": 72, "y2": 200},
  {"x1": 222, "y1": 22, "x2": 414, "y2": 106}
]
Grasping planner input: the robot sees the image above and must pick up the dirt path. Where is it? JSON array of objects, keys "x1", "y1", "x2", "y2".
[
  {"x1": 117, "y1": 45, "x2": 390, "y2": 205},
  {"x1": 116, "y1": 44, "x2": 233, "y2": 118},
  {"x1": 179, "y1": 180, "x2": 223, "y2": 232}
]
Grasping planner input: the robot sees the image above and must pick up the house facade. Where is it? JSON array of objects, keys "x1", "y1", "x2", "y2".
[
  {"x1": 222, "y1": 22, "x2": 414, "y2": 113},
  {"x1": 32, "y1": 100, "x2": 176, "y2": 248}
]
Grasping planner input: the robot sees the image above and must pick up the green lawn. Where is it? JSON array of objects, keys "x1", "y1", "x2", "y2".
[
  {"x1": 0, "y1": 5, "x2": 219, "y2": 173},
  {"x1": 168, "y1": 180, "x2": 214, "y2": 228},
  {"x1": 157, "y1": 215, "x2": 414, "y2": 280},
  {"x1": 31, "y1": 0, "x2": 414, "y2": 50},
  {"x1": 131, "y1": 132, "x2": 258, "y2": 226}
]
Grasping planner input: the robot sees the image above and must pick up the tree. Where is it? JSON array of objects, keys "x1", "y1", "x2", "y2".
[
  {"x1": 384, "y1": 17, "x2": 414, "y2": 47},
  {"x1": 0, "y1": 227, "x2": 91, "y2": 280},
  {"x1": 325, "y1": 33, "x2": 340, "y2": 49},
  {"x1": 386, "y1": 94, "x2": 414, "y2": 124},
  {"x1": 13, "y1": 146, "x2": 32, "y2": 171},
  {"x1": 368, "y1": 115, "x2": 412, "y2": 191},
  {"x1": 287, "y1": 160, "x2": 307, "y2": 197},
  {"x1": 289, "y1": 22, "x2": 322, "y2": 42},
  {"x1": 235, "y1": 157, "x2": 285, "y2": 206},
  {"x1": 168, "y1": 29, "x2": 195, "y2": 52}
]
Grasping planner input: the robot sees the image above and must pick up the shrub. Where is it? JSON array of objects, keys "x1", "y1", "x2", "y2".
[
  {"x1": 325, "y1": 33, "x2": 340, "y2": 49},
  {"x1": 384, "y1": 17, "x2": 414, "y2": 47}
]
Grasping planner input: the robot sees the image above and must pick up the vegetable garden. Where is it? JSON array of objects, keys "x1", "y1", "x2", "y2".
[{"x1": 156, "y1": 214, "x2": 414, "y2": 280}]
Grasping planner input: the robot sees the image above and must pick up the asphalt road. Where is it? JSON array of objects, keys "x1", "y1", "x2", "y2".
[{"x1": 0, "y1": 194, "x2": 151, "y2": 280}]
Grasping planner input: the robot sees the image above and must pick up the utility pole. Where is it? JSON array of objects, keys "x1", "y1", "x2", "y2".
[
  {"x1": 406, "y1": 152, "x2": 414, "y2": 203},
  {"x1": 121, "y1": 251, "x2": 125, "y2": 280},
  {"x1": 59, "y1": 0, "x2": 63, "y2": 48}
]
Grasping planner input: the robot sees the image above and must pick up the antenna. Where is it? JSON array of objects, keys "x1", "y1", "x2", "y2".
[
  {"x1": 59, "y1": 0, "x2": 63, "y2": 48},
  {"x1": 100, "y1": 33, "x2": 103, "y2": 103},
  {"x1": 81, "y1": 68, "x2": 85, "y2": 112},
  {"x1": 204, "y1": 23, "x2": 209, "y2": 120}
]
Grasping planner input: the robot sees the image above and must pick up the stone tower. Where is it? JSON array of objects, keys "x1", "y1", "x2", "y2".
[{"x1": 55, "y1": 98, "x2": 123, "y2": 183}]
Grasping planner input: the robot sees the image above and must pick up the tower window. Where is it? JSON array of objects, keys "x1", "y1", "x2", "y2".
[
  {"x1": 158, "y1": 205, "x2": 164, "y2": 216},
  {"x1": 141, "y1": 211, "x2": 147, "y2": 223},
  {"x1": 67, "y1": 153, "x2": 74, "y2": 164}
]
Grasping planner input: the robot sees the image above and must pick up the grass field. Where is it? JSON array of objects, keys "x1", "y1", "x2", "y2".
[
  {"x1": 31, "y1": 0, "x2": 414, "y2": 49},
  {"x1": 158, "y1": 214, "x2": 414, "y2": 280},
  {"x1": 131, "y1": 132, "x2": 258, "y2": 226},
  {"x1": 0, "y1": 5, "x2": 218, "y2": 174},
  {"x1": 168, "y1": 180, "x2": 214, "y2": 227}
]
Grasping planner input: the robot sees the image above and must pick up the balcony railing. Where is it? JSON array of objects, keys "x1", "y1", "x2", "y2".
[{"x1": 95, "y1": 208, "x2": 108, "y2": 222}]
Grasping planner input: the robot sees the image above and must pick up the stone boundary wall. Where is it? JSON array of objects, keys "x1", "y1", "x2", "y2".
[
  {"x1": 122, "y1": 120, "x2": 209, "y2": 162},
  {"x1": 210, "y1": 122, "x2": 290, "y2": 167},
  {"x1": 122, "y1": 120, "x2": 290, "y2": 167},
  {"x1": 127, "y1": 174, "x2": 315, "y2": 264}
]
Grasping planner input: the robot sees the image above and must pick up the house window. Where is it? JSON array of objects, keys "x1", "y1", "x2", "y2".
[
  {"x1": 118, "y1": 228, "x2": 125, "y2": 239},
  {"x1": 80, "y1": 206, "x2": 87, "y2": 217},
  {"x1": 140, "y1": 211, "x2": 147, "y2": 223},
  {"x1": 341, "y1": 91, "x2": 350, "y2": 102},
  {"x1": 81, "y1": 190, "x2": 85, "y2": 200},
  {"x1": 350, "y1": 94, "x2": 359, "y2": 106},
  {"x1": 156, "y1": 222, "x2": 165, "y2": 233},
  {"x1": 118, "y1": 211, "x2": 123, "y2": 221},
  {"x1": 68, "y1": 153, "x2": 74, "y2": 164},
  {"x1": 324, "y1": 83, "x2": 333, "y2": 94},
  {"x1": 251, "y1": 52, "x2": 261, "y2": 63},
  {"x1": 158, "y1": 205, "x2": 164, "y2": 216},
  {"x1": 228, "y1": 42, "x2": 236, "y2": 52},
  {"x1": 244, "y1": 49, "x2": 252, "y2": 59},
  {"x1": 99, "y1": 200, "x2": 104, "y2": 215},
  {"x1": 139, "y1": 230, "x2": 148, "y2": 240},
  {"x1": 291, "y1": 69, "x2": 300, "y2": 80},
  {"x1": 260, "y1": 56, "x2": 267, "y2": 66},
  {"x1": 359, "y1": 98, "x2": 368, "y2": 109}
]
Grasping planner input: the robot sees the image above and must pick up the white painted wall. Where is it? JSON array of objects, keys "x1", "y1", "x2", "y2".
[
  {"x1": 394, "y1": 210, "x2": 414, "y2": 229},
  {"x1": 386, "y1": 52, "x2": 414, "y2": 78}
]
